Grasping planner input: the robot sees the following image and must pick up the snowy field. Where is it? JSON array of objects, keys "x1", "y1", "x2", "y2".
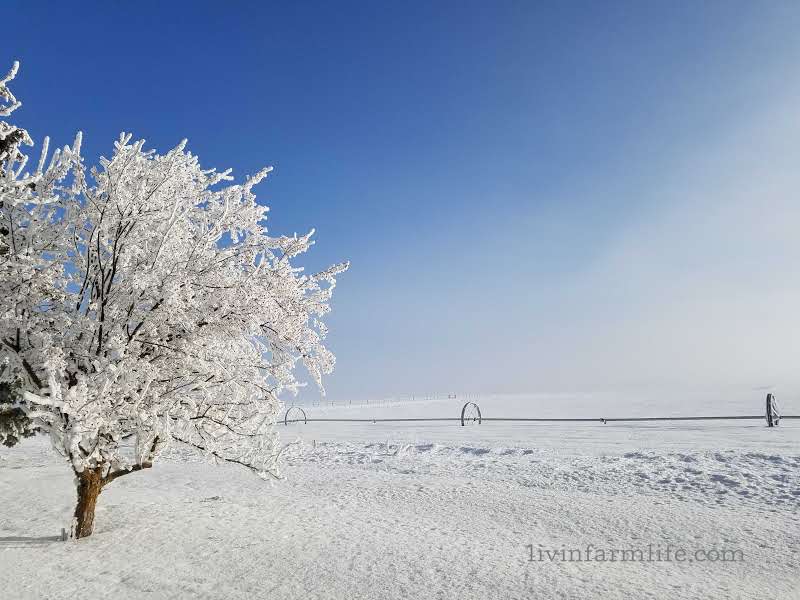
[{"x1": 1, "y1": 391, "x2": 798, "y2": 599}]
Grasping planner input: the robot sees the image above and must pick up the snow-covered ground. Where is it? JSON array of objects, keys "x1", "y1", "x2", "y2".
[{"x1": 1, "y1": 391, "x2": 798, "y2": 599}]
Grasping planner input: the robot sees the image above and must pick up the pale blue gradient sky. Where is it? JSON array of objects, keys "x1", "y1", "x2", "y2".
[{"x1": 5, "y1": 1, "x2": 800, "y2": 401}]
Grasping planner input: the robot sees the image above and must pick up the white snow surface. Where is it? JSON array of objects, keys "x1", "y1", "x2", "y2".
[{"x1": 1, "y1": 391, "x2": 798, "y2": 599}]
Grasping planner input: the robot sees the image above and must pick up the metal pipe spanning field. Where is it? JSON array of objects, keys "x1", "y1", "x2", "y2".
[
  {"x1": 283, "y1": 394, "x2": 794, "y2": 425},
  {"x1": 283, "y1": 415, "x2": 798, "y2": 423}
]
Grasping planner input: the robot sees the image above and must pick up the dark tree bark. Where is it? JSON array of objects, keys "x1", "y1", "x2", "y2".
[
  {"x1": 73, "y1": 467, "x2": 105, "y2": 538},
  {"x1": 72, "y1": 458, "x2": 154, "y2": 538}
]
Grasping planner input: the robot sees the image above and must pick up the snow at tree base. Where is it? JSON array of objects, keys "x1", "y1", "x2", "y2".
[{"x1": 1, "y1": 392, "x2": 798, "y2": 599}]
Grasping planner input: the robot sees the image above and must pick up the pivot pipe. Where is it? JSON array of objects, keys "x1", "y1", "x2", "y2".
[
  {"x1": 460, "y1": 402, "x2": 482, "y2": 426},
  {"x1": 283, "y1": 406, "x2": 308, "y2": 426}
]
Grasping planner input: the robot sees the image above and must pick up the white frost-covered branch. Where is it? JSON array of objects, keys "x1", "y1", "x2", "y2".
[{"x1": 0, "y1": 63, "x2": 348, "y2": 481}]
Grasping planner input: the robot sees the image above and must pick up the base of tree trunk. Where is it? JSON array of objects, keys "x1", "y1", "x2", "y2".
[{"x1": 73, "y1": 468, "x2": 105, "y2": 538}]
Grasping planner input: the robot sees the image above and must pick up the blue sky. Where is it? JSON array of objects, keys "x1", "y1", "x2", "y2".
[{"x1": 5, "y1": 1, "x2": 800, "y2": 401}]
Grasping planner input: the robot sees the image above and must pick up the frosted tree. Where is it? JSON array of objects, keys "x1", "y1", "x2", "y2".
[
  {"x1": 0, "y1": 61, "x2": 37, "y2": 446},
  {"x1": 0, "y1": 61, "x2": 348, "y2": 538},
  {"x1": 0, "y1": 61, "x2": 33, "y2": 179}
]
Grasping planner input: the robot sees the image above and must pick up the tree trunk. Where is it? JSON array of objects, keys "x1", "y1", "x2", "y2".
[{"x1": 73, "y1": 467, "x2": 105, "y2": 538}]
